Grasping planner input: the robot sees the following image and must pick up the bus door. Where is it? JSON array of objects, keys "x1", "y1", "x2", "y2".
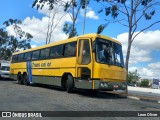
[{"x1": 75, "y1": 38, "x2": 93, "y2": 89}]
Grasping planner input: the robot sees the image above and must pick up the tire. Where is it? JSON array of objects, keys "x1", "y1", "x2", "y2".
[
  {"x1": 17, "y1": 73, "x2": 23, "y2": 84},
  {"x1": 66, "y1": 74, "x2": 74, "y2": 93},
  {"x1": 23, "y1": 73, "x2": 29, "y2": 85},
  {"x1": 90, "y1": 89, "x2": 98, "y2": 96}
]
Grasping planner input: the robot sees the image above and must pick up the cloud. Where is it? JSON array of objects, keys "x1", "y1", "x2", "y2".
[
  {"x1": 116, "y1": 30, "x2": 160, "y2": 64},
  {"x1": 6, "y1": 26, "x2": 16, "y2": 37},
  {"x1": 81, "y1": 7, "x2": 99, "y2": 20},
  {"x1": 6, "y1": 2, "x2": 72, "y2": 43},
  {"x1": 86, "y1": 10, "x2": 99, "y2": 20},
  {"x1": 148, "y1": 62, "x2": 160, "y2": 71},
  {"x1": 22, "y1": 16, "x2": 69, "y2": 43},
  {"x1": 129, "y1": 63, "x2": 160, "y2": 79},
  {"x1": 117, "y1": 30, "x2": 160, "y2": 79},
  {"x1": 31, "y1": 45, "x2": 37, "y2": 48}
]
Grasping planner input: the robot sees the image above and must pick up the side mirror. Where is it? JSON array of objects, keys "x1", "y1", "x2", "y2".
[{"x1": 92, "y1": 41, "x2": 96, "y2": 52}]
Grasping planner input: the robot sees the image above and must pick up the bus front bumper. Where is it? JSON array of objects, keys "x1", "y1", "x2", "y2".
[{"x1": 94, "y1": 80, "x2": 127, "y2": 91}]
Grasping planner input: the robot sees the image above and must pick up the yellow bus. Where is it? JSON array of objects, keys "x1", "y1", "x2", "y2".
[{"x1": 10, "y1": 34, "x2": 126, "y2": 93}]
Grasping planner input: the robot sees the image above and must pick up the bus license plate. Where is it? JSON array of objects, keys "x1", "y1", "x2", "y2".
[{"x1": 114, "y1": 85, "x2": 118, "y2": 88}]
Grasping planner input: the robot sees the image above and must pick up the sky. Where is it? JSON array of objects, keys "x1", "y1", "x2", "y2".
[{"x1": 0, "y1": 0, "x2": 160, "y2": 79}]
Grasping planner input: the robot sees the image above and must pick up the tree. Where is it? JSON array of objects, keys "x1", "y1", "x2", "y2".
[
  {"x1": 63, "y1": 0, "x2": 81, "y2": 38},
  {"x1": 95, "y1": 0, "x2": 160, "y2": 74},
  {"x1": 128, "y1": 70, "x2": 140, "y2": 85},
  {"x1": 140, "y1": 79, "x2": 149, "y2": 87},
  {"x1": 63, "y1": 0, "x2": 89, "y2": 38},
  {"x1": 0, "y1": 19, "x2": 33, "y2": 60},
  {"x1": 32, "y1": 0, "x2": 67, "y2": 44},
  {"x1": 32, "y1": 0, "x2": 89, "y2": 39}
]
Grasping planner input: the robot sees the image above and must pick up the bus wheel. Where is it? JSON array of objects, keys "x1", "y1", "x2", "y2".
[
  {"x1": 66, "y1": 74, "x2": 74, "y2": 93},
  {"x1": 90, "y1": 89, "x2": 98, "y2": 96},
  {"x1": 23, "y1": 73, "x2": 29, "y2": 85},
  {"x1": 17, "y1": 73, "x2": 23, "y2": 84}
]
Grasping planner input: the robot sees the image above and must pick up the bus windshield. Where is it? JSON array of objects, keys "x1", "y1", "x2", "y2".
[{"x1": 95, "y1": 38, "x2": 125, "y2": 67}]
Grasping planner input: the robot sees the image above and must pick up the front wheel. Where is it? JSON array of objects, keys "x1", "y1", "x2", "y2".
[{"x1": 66, "y1": 75, "x2": 74, "y2": 93}]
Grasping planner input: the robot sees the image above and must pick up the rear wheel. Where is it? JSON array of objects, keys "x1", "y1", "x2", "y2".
[
  {"x1": 66, "y1": 74, "x2": 74, "y2": 93},
  {"x1": 17, "y1": 73, "x2": 23, "y2": 84},
  {"x1": 23, "y1": 73, "x2": 29, "y2": 85}
]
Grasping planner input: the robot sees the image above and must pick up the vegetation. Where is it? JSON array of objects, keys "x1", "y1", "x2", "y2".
[
  {"x1": 128, "y1": 70, "x2": 140, "y2": 86},
  {"x1": 0, "y1": 19, "x2": 32, "y2": 60},
  {"x1": 95, "y1": 0, "x2": 160, "y2": 74},
  {"x1": 32, "y1": 0, "x2": 89, "y2": 42},
  {"x1": 140, "y1": 79, "x2": 149, "y2": 87}
]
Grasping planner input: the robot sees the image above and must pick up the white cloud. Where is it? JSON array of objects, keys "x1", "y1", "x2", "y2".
[
  {"x1": 133, "y1": 30, "x2": 160, "y2": 50},
  {"x1": 6, "y1": 2, "x2": 72, "y2": 43},
  {"x1": 86, "y1": 10, "x2": 99, "y2": 20},
  {"x1": 140, "y1": 68, "x2": 154, "y2": 78},
  {"x1": 148, "y1": 62, "x2": 160, "y2": 71},
  {"x1": 6, "y1": 25, "x2": 17, "y2": 37},
  {"x1": 81, "y1": 7, "x2": 99, "y2": 20},
  {"x1": 129, "y1": 65, "x2": 159, "y2": 79},
  {"x1": 31, "y1": 45, "x2": 37, "y2": 48},
  {"x1": 116, "y1": 30, "x2": 160, "y2": 64},
  {"x1": 21, "y1": 16, "x2": 69, "y2": 43},
  {"x1": 117, "y1": 30, "x2": 160, "y2": 79}
]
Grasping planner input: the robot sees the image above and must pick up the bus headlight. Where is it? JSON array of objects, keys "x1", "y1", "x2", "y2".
[
  {"x1": 100, "y1": 83, "x2": 104, "y2": 87},
  {"x1": 104, "y1": 83, "x2": 108, "y2": 87},
  {"x1": 100, "y1": 82, "x2": 108, "y2": 88},
  {"x1": 122, "y1": 84, "x2": 126, "y2": 88}
]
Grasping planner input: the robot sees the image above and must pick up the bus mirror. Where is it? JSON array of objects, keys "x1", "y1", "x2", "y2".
[{"x1": 92, "y1": 41, "x2": 96, "y2": 52}]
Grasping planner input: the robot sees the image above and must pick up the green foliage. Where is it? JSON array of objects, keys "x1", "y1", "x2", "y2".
[
  {"x1": 0, "y1": 19, "x2": 32, "y2": 60},
  {"x1": 140, "y1": 79, "x2": 149, "y2": 87},
  {"x1": 32, "y1": 0, "x2": 61, "y2": 10},
  {"x1": 33, "y1": 0, "x2": 85, "y2": 39},
  {"x1": 97, "y1": 23, "x2": 109, "y2": 34},
  {"x1": 144, "y1": 10, "x2": 155, "y2": 20},
  {"x1": 141, "y1": 0, "x2": 152, "y2": 6},
  {"x1": 96, "y1": 0, "x2": 155, "y2": 19},
  {"x1": 63, "y1": 23, "x2": 78, "y2": 38},
  {"x1": 95, "y1": 0, "x2": 160, "y2": 74},
  {"x1": 81, "y1": 0, "x2": 89, "y2": 9},
  {"x1": 127, "y1": 70, "x2": 140, "y2": 84},
  {"x1": 64, "y1": 1, "x2": 70, "y2": 11}
]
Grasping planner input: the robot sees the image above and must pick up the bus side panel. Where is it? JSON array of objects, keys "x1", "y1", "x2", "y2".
[
  {"x1": 10, "y1": 62, "x2": 27, "y2": 80},
  {"x1": 31, "y1": 57, "x2": 76, "y2": 86}
]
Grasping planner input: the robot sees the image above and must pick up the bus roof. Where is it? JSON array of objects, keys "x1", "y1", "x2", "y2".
[{"x1": 13, "y1": 33, "x2": 121, "y2": 55}]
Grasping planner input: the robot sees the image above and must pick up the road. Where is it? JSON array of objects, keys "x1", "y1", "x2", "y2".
[{"x1": 0, "y1": 79, "x2": 160, "y2": 120}]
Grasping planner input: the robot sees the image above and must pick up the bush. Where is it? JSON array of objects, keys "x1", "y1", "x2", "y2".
[
  {"x1": 140, "y1": 80, "x2": 149, "y2": 87},
  {"x1": 136, "y1": 82, "x2": 141, "y2": 87}
]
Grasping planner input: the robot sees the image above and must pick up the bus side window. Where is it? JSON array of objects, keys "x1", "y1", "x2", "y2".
[
  {"x1": 40, "y1": 48, "x2": 50, "y2": 59},
  {"x1": 32, "y1": 50, "x2": 40, "y2": 60},
  {"x1": 64, "y1": 42, "x2": 76, "y2": 57},
  {"x1": 12, "y1": 55, "x2": 18, "y2": 63},
  {"x1": 24, "y1": 52, "x2": 32, "y2": 61},
  {"x1": 18, "y1": 54, "x2": 24, "y2": 62},
  {"x1": 50, "y1": 45, "x2": 63, "y2": 58}
]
